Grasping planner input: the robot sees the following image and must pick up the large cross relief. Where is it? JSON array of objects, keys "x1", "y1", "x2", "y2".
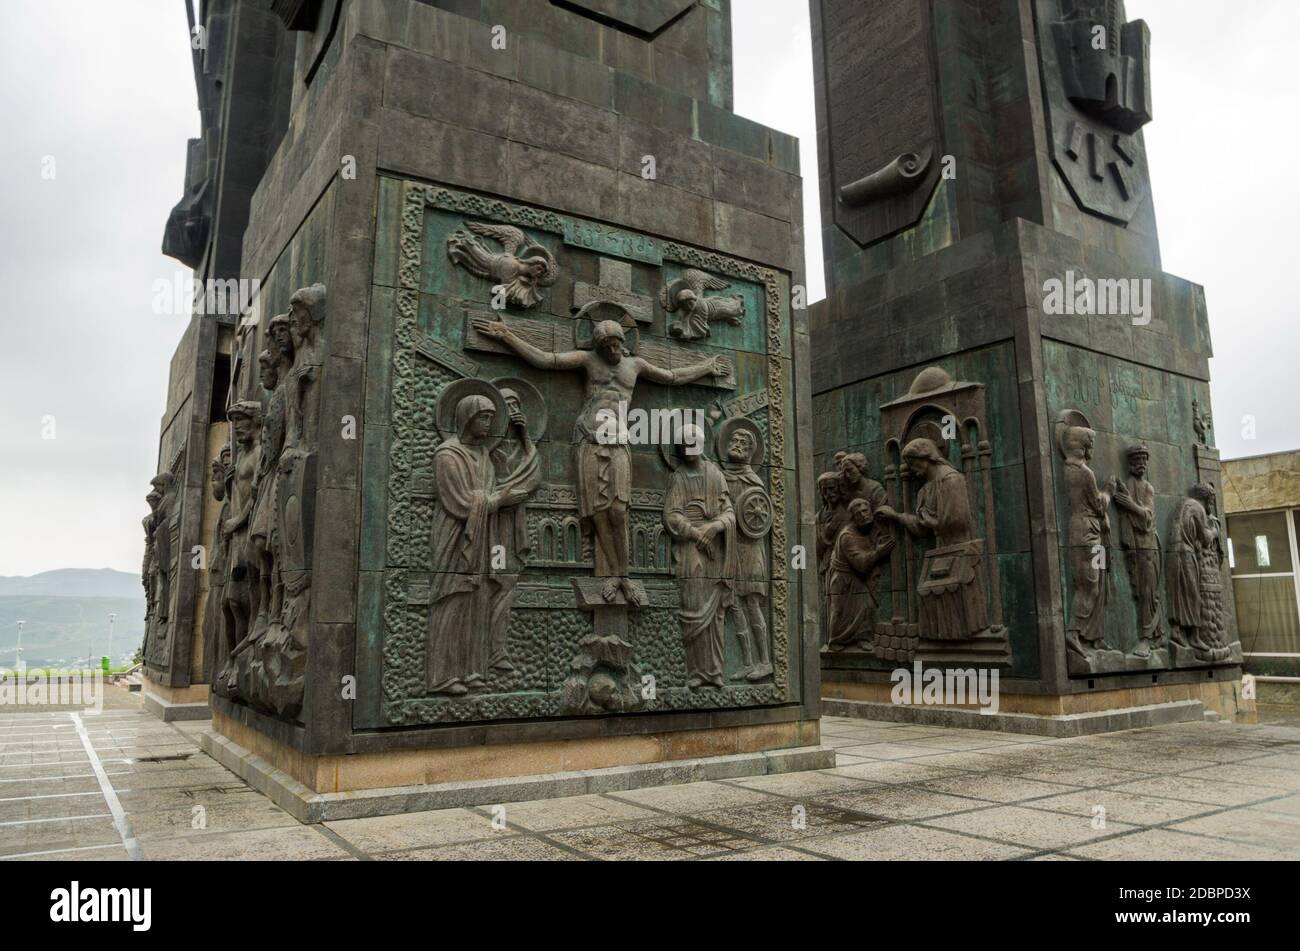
[{"x1": 377, "y1": 182, "x2": 795, "y2": 727}]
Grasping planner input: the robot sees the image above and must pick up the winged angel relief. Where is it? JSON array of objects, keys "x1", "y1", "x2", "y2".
[
  {"x1": 660, "y1": 269, "x2": 745, "y2": 340},
  {"x1": 447, "y1": 221, "x2": 560, "y2": 308}
]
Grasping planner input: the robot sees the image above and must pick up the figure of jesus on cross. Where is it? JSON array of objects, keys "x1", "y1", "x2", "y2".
[{"x1": 473, "y1": 313, "x2": 729, "y2": 605}]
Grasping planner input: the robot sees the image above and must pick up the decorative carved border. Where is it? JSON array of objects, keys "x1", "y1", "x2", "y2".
[{"x1": 381, "y1": 183, "x2": 794, "y2": 725}]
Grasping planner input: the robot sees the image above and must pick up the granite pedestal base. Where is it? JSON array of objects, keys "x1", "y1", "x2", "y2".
[
  {"x1": 201, "y1": 710, "x2": 835, "y2": 823},
  {"x1": 822, "y1": 676, "x2": 1257, "y2": 737},
  {"x1": 141, "y1": 678, "x2": 211, "y2": 722}
]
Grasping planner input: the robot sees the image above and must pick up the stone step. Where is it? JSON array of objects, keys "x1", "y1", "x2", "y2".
[
  {"x1": 200, "y1": 730, "x2": 838, "y2": 823},
  {"x1": 820, "y1": 697, "x2": 1207, "y2": 738}
]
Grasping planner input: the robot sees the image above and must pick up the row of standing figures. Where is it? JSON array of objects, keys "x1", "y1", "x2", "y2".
[
  {"x1": 812, "y1": 427, "x2": 1235, "y2": 667},
  {"x1": 1061, "y1": 425, "x2": 1234, "y2": 666},
  {"x1": 204, "y1": 284, "x2": 327, "y2": 718}
]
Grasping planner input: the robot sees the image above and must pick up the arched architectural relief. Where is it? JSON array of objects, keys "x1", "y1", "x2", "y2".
[
  {"x1": 875, "y1": 368, "x2": 1010, "y2": 668},
  {"x1": 816, "y1": 367, "x2": 1010, "y2": 667}
]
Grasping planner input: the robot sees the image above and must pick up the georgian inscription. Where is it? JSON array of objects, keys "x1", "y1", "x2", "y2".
[{"x1": 563, "y1": 219, "x2": 664, "y2": 266}]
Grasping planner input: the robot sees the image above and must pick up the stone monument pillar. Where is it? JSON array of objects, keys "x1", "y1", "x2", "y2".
[
  {"x1": 159, "y1": 0, "x2": 828, "y2": 819},
  {"x1": 145, "y1": 0, "x2": 298, "y2": 721},
  {"x1": 809, "y1": 0, "x2": 1253, "y2": 730}
]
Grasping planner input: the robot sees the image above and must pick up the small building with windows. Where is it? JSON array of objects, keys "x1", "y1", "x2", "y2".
[{"x1": 1223, "y1": 450, "x2": 1300, "y2": 680}]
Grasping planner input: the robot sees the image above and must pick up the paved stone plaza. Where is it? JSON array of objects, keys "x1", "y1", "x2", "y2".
[{"x1": 3, "y1": 688, "x2": 1297, "y2": 861}]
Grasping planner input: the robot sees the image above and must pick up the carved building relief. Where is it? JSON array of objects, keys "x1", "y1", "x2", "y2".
[
  {"x1": 1058, "y1": 409, "x2": 1122, "y2": 673},
  {"x1": 202, "y1": 445, "x2": 233, "y2": 681},
  {"x1": 815, "y1": 469, "x2": 849, "y2": 643},
  {"x1": 1191, "y1": 397, "x2": 1213, "y2": 448},
  {"x1": 824, "y1": 499, "x2": 895, "y2": 653},
  {"x1": 719, "y1": 418, "x2": 774, "y2": 682},
  {"x1": 425, "y1": 379, "x2": 541, "y2": 696},
  {"x1": 877, "y1": 437, "x2": 1000, "y2": 663},
  {"x1": 817, "y1": 0, "x2": 945, "y2": 246},
  {"x1": 818, "y1": 452, "x2": 891, "y2": 653},
  {"x1": 662, "y1": 424, "x2": 736, "y2": 689},
  {"x1": 1051, "y1": 0, "x2": 1151, "y2": 133},
  {"x1": 1037, "y1": 0, "x2": 1153, "y2": 223},
  {"x1": 218, "y1": 399, "x2": 263, "y2": 676}
]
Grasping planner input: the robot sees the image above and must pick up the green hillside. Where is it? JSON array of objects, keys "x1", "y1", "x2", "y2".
[
  {"x1": 0, "y1": 596, "x2": 145, "y2": 668},
  {"x1": 0, "y1": 568, "x2": 145, "y2": 598}
]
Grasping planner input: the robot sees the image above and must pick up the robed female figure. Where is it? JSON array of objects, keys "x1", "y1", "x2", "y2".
[{"x1": 427, "y1": 394, "x2": 538, "y2": 695}]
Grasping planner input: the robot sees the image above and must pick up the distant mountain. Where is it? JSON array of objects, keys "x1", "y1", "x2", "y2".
[
  {"x1": 0, "y1": 568, "x2": 143, "y2": 599},
  {"x1": 0, "y1": 570, "x2": 145, "y2": 667}
]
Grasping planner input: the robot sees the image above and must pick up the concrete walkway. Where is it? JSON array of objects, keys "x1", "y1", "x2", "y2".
[{"x1": 3, "y1": 692, "x2": 1298, "y2": 860}]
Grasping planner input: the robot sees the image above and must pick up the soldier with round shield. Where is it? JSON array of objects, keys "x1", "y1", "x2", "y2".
[{"x1": 718, "y1": 417, "x2": 773, "y2": 681}]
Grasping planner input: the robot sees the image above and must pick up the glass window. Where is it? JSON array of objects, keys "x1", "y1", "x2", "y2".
[
  {"x1": 1227, "y1": 512, "x2": 1293, "y2": 575},
  {"x1": 1233, "y1": 576, "x2": 1300, "y2": 654}
]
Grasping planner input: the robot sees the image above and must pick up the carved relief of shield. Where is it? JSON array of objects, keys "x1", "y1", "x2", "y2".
[
  {"x1": 277, "y1": 453, "x2": 317, "y2": 574},
  {"x1": 736, "y1": 485, "x2": 774, "y2": 540}
]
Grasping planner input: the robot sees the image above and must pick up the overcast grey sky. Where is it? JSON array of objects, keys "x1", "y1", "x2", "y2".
[{"x1": 1, "y1": 0, "x2": 1296, "y2": 578}]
